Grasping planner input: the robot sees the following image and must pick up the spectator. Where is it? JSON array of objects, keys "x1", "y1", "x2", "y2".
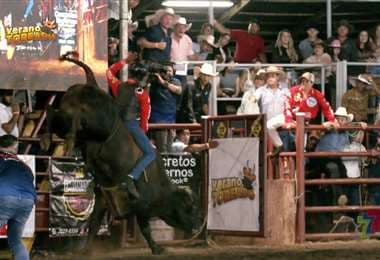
[
  {"x1": 254, "y1": 66, "x2": 289, "y2": 154},
  {"x1": 196, "y1": 35, "x2": 216, "y2": 60},
  {"x1": 272, "y1": 29, "x2": 299, "y2": 64},
  {"x1": 329, "y1": 39, "x2": 342, "y2": 62},
  {"x1": 197, "y1": 22, "x2": 214, "y2": 45},
  {"x1": 189, "y1": 63, "x2": 218, "y2": 122},
  {"x1": 299, "y1": 21, "x2": 322, "y2": 60},
  {"x1": 171, "y1": 17, "x2": 197, "y2": 64},
  {"x1": 370, "y1": 24, "x2": 380, "y2": 75},
  {"x1": 212, "y1": 33, "x2": 232, "y2": 64},
  {"x1": 356, "y1": 30, "x2": 375, "y2": 63},
  {"x1": 149, "y1": 62, "x2": 182, "y2": 153},
  {"x1": 0, "y1": 134, "x2": 36, "y2": 260},
  {"x1": 233, "y1": 69, "x2": 251, "y2": 97},
  {"x1": 171, "y1": 128, "x2": 219, "y2": 154},
  {"x1": 268, "y1": 72, "x2": 337, "y2": 154},
  {"x1": 140, "y1": 8, "x2": 177, "y2": 62},
  {"x1": 213, "y1": 19, "x2": 267, "y2": 63},
  {"x1": 304, "y1": 41, "x2": 332, "y2": 85},
  {"x1": 342, "y1": 129, "x2": 367, "y2": 207},
  {"x1": 313, "y1": 107, "x2": 353, "y2": 205},
  {"x1": 0, "y1": 89, "x2": 19, "y2": 137},
  {"x1": 237, "y1": 69, "x2": 266, "y2": 115},
  {"x1": 329, "y1": 20, "x2": 359, "y2": 67},
  {"x1": 170, "y1": 17, "x2": 197, "y2": 86},
  {"x1": 368, "y1": 132, "x2": 380, "y2": 205},
  {"x1": 128, "y1": 21, "x2": 140, "y2": 56},
  {"x1": 342, "y1": 74, "x2": 380, "y2": 122},
  {"x1": 217, "y1": 64, "x2": 238, "y2": 97}
]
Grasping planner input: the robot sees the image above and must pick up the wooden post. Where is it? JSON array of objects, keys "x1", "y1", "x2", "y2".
[{"x1": 295, "y1": 113, "x2": 305, "y2": 243}]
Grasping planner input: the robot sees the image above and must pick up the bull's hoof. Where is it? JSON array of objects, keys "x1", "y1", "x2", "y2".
[{"x1": 152, "y1": 246, "x2": 165, "y2": 255}]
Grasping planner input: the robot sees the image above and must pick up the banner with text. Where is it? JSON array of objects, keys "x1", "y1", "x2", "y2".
[
  {"x1": 0, "y1": 0, "x2": 108, "y2": 91},
  {"x1": 207, "y1": 138, "x2": 260, "y2": 232},
  {"x1": 49, "y1": 159, "x2": 109, "y2": 237},
  {"x1": 162, "y1": 153, "x2": 200, "y2": 188}
]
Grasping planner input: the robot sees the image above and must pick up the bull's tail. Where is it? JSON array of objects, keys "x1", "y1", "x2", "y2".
[{"x1": 59, "y1": 51, "x2": 99, "y2": 88}]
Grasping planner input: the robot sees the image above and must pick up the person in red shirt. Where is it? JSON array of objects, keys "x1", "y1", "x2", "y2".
[
  {"x1": 106, "y1": 57, "x2": 155, "y2": 199},
  {"x1": 212, "y1": 19, "x2": 267, "y2": 63},
  {"x1": 268, "y1": 72, "x2": 337, "y2": 155}
]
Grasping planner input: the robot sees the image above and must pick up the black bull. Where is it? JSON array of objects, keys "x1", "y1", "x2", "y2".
[{"x1": 43, "y1": 54, "x2": 201, "y2": 255}]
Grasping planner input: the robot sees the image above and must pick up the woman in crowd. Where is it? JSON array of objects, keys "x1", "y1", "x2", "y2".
[
  {"x1": 329, "y1": 39, "x2": 342, "y2": 62},
  {"x1": 304, "y1": 41, "x2": 332, "y2": 86},
  {"x1": 272, "y1": 29, "x2": 299, "y2": 64},
  {"x1": 213, "y1": 33, "x2": 232, "y2": 64},
  {"x1": 357, "y1": 30, "x2": 375, "y2": 62}
]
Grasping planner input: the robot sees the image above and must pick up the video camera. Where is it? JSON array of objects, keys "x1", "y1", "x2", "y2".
[{"x1": 147, "y1": 61, "x2": 174, "y2": 83}]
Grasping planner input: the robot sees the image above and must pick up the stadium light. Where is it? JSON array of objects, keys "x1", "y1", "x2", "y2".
[{"x1": 162, "y1": 1, "x2": 234, "y2": 8}]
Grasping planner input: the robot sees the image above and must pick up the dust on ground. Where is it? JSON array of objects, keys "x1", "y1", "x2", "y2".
[{"x1": 32, "y1": 240, "x2": 380, "y2": 260}]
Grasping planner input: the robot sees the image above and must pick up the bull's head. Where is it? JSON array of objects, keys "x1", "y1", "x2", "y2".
[{"x1": 163, "y1": 187, "x2": 203, "y2": 235}]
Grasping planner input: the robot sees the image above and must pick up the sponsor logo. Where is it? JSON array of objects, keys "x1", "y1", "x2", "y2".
[{"x1": 5, "y1": 19, "x2": 57, "y2": 44}]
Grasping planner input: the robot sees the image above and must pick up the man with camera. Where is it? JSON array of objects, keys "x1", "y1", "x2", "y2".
[
  {"x1": 149, "y1": 61, "x2": 182, "y2": 153},
  {"x1": 0, "y1": 89, "x2": 19, "y2": 137}
]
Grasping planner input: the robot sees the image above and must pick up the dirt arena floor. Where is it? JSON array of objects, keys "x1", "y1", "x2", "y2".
[{"x1": 31, "y1": 240, "x2": 380, "y2": 260}]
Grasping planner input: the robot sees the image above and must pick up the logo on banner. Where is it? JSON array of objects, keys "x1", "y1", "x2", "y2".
[
  {"x1": 63, "y1": 195, "x2": 95, "y2": 221},
  {"x1": 211, "y1": 163, "x2": 257, "y2": 208},
  {"x1": 5, "y1": 19, "x2": 57, "y2": 44}
]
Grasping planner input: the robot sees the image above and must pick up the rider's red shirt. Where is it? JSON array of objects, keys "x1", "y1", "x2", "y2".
[{"x1": 106, "y1": 60, "x2": 150, "y2": 133}]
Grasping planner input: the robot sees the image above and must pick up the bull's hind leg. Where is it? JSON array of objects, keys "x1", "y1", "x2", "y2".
[{"x1": 136, "y1": 216, "x2": 165, "y2": 255}]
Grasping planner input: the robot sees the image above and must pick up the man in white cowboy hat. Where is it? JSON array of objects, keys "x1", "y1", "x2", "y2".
[
  {"x1": 188, "y1": 63, "x2": 218, "y2": 123},
  {"x1": 171, "y1": 17, "x2": 196, "y2": 63},
  {"x1": 342, "y1": 74, "x2": 380, "y2": 122},
  {"x1": 266, "y1": 71, "x2": 337, "y2": 154},
  {"x1": 139, "y1": 8, "x2": 177, "y2": 62},
  {"x1": 213, "y1": 18, "x2": 266, "y2": 63},
  {"x1": 253, "y1": 66, "x2": 289, "y2": 155},
  {"x1": 312, "y1": 106, "x2": 364, "y2": 206}
]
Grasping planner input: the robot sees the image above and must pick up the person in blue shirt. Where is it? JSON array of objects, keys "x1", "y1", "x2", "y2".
[
  {"x1": 149, "y1": 62, "x2": 182, "y2": 153},
  {"x1": 0, "y1": 135, "x2": 36, "y2": 260}
]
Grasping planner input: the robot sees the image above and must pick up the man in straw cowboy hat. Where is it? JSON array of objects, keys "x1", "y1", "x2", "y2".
[
  {"x1": 188, "y1": 63, "x2": 218, "y2": 123},
  {"x1": 342, "y1": 74, "x2": 380, "y2": 122},
  {"x1": 253, "y1": 66, "x2": 289, "y2": 155},
  {"x1": 213, "y1": 18, "x2": 266, "y2": 63},
  {"x1": 139, "y1": 8, "x2": 178, "y2": 62},
  {"x1": 266, "y1": 72, "x2": 337, "y2": 155}
]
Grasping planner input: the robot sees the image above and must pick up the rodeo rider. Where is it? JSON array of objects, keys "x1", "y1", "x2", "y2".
[{"x1": 106, "y1": 56, "x2": 155, "y2": 199}]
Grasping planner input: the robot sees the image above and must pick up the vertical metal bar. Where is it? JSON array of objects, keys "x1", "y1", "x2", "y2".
[
  {"x1": 120, "y1": 0, "x2": 129, "y2": 81},
  {"x1": 296, "y1": 113, "x2": 305, "y2": 243},
  {"x1": 208, "y1": 0, "x2": 214, "y2": 24},
  {"x1": 321, "y1": 66, "x2": 326, "y2": 122},
  {"x1": 201, "y1": 116, "x2": 210, "y2": 238},
  {"x1": 326, "y1": 0, "x2": 332, "y2": 38}
]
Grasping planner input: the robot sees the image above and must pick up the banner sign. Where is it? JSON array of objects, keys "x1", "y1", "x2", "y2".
[
  {"x1": 49, "y1": 159, "x2": 109, "y2": 237},
  {"x1": 162, "y1": 153, "x2": 200, "y2": 187},
  {"x1": 0, "y1": 0, "x2": 108, "y2": 91},
  {"x1": 0, "y1": 155, "x2": 35, "y2": 238},
  {"x1": 207, "y1": 138, "x2": 260, "y2": 232}
]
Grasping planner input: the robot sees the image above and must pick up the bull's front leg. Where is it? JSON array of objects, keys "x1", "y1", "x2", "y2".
[{"x1": 136, "y1": 216, "x2": 165, "y2": 255}]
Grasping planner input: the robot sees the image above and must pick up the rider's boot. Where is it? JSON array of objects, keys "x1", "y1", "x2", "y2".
[{"x1": 120, "y1": 175, "x2": 140, "y2": 199}]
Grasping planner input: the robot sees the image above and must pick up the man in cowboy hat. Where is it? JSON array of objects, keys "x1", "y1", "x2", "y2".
[
  {"x1": 312, "y1": 106, "x2": 366, "y2": 206},
  {"x1": 342, "y1": 74, "x2": 380, "y2": 122},
  {"x1": 171, "y1": 17, "x2": 197, "y2": 63},
  {"x1": 264, "y1": 72, "x2": 337, "y2": 154},
  {"x1": 139, "y1": 8, "x2": 177, "y2": 62},
  {"x1": 253, "y1": 66, "x2": 289, "y2": 155},
  {"x1": 213, "y1": 18, "x2": 266, "y2": 63},
  {"x1": 187, "y1": 63, "x2": 218, "y2": 123},
  {"x1": 299, "y1": 20, "x2": 322, "y2": 60}
]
